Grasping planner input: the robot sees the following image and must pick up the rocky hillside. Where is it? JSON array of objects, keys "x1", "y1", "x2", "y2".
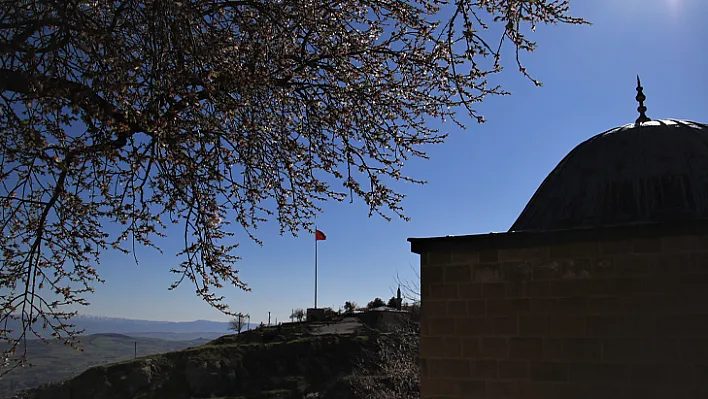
[
  {"x1": 0, "y1": 333, "x2": 211, "y2": 396},
  {"x1": 7, "y1": 317, "x2": 418, "y2": 399}
]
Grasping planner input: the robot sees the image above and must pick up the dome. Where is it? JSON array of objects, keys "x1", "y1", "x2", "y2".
[{"x1": 509, "y1": 80, "x2": 708, "y2": 232}]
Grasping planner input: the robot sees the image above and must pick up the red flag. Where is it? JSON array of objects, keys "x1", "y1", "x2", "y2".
[{"x1": 315, "y1": 229, "x2": 326, "y2": 241}]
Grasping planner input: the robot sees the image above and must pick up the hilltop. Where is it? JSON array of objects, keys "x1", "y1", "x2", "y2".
[{"x1": 7, "y1": 316, "x2": 420, "y2": 399}]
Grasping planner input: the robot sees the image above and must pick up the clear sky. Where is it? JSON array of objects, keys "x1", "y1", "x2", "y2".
[{"x1": 79, "y1": 0, "x2": 708, "y2": 324}]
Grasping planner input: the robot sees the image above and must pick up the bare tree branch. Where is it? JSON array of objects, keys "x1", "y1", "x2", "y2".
[{"x1": 0, "y1": 0, "x2": 587, "y2": 373}]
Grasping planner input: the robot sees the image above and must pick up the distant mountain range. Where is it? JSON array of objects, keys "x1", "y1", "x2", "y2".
[{"x1": 5, "y1": 315, "x2": 256, "y2": 341}]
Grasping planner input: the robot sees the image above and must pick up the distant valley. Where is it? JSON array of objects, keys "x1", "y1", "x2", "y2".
[{"x1": 0, "y1": 315, "x2": 254, "y2": 397}]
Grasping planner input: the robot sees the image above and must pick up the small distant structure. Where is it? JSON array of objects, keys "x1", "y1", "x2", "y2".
[
  {"x1": 306, "y1": 308, "x2": 326, "y2": 322},
  {"x1": 395, "y1": 286, "x2": 403, "y2": 310},
  {"x1": 356, "y1": 305, "x2": 409, "y2": 332}
]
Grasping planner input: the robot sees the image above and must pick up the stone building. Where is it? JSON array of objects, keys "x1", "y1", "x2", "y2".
[{"x1": 409, "y1": 78, "x2": 708, "y2": 398}]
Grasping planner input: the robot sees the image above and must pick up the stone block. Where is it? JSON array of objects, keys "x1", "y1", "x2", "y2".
[
  {"x1": 528, "y1": 281, "x2": 551, "y2": 297},
  {"x1": 529, "y1": 362, "x2": 569, "y2": 382},
  {"x1": 485, "y1": 381, "x2": 523, "y2": 399},
  {"x1": 471, "y1": 360, "x2": 498, "y2": 379},
  {"x1": 685, "y1": 252, "x2": 708, "y2": 273},
  {"x1": 519, "y1": 316, "x2": 551, "y2": 336},
  {"x1": 642, "y1": 337, "x2": 680, "y2": 362},
  {"x1": 506, "y1": 281, "x2": 528, "y2": 297},
  {"x1": 628, "y1": 363, "x2": 672, "y2": 384},
  {"x1": 427, "y1": 359, "x2": 471, "y2": 379},
  {"x1": 531, "y1": 260, "x2": 564, "y2": 280},
  {"x1": 568, "y1": 363, "x2": 629, "y2": 382},
  {"x1": 530, "y1": 298, "x2": 558, "y2": 315},
  {"x1": 487, "y1": 298, "x2": 530, "y2": 316},
  {"x1": 499, "y1": 246, "x2": 550, "y2": 262},
  {"x1": 662, "y1": 235, "x2": 701, "y2": 252},
  {"x1": 421, "y1": 376, "x2": 455, "y2": 396},
  {"x1": 451, "y1": 250, "x2": 480, "y2": 264},
  {"x1": 588, "y1": 297, "x2": 626, "y2": 315},
  {"x1": 517, "y1": 382, "x2": 563, "y2": 399},
  {"x1": 603, "y1": 338, "x2": 643, "y2": 361},
  {"x1": 632, "y1": 237, "x2": 663, "y2": 253},
  {"x1": 455, "y1": 317, "x2": 493, "y2": 337},
  {"x1": 497, "y1": 361, "x2": 530, "y2": 380},
  {"x1": 443, "y1": 337, "x2": 462, "y2": 359},
  {"x1": 550, "y1": 280, "x2": 594, "y2": 298},
  {"x1": 424, "y1": 300, "x2": 448, "y2": 318},
  {"x1": 421, "y1": 337, "x2": 444, "y2": 358},
  {"x1": 509, "y1": 338, "x2": 543, "y2": 360},
  {"x1": 425, "y1": 359, "x2": 470, "y2": 378},
  {"x1": 678, "y1": 273, "x2": 708, "y2": 294},
  {"x1": 453, "y1": 379, "x2": 486, "y2": 396},
  {"x1": 556, "y1": 297, "x2": 589, "y2": 313},
  {"x1": 444, "y1": 265, "x2": 472, "y2": 283},
  {"x1": 462, "y1": 337, "x2": 481, "y2": 358},
  {"x1": 562, "y1": 338, "x2": 602, "y2": 361},
  {"x1": 550, "y1": 241, "x2": 599, "y2": 259},
  {"x1": 586, "y1": 316, "x2": 621, "y2": 337},
  {"x1": 599, "y1": 239, "x2": 633, "y2": 255},
  {"x1": 602, "y1": 254, "x2": 655, "y2": 276},
  {"x1": 501, "y1": 262, "x2": 533, "y2": 281},
  {"x1": 483, "y1": 282, "x2": 506, "y2": 298},
  {"x1": 447, "y1": 300, "x2": 468, "y2": 317},
  {"x1": 617, "y1": 315, "x2": 657, "y2": 336},
  {"x1": 480, "y1": 337, "x2": 509, "y2": 359},
  {"x1": 421, "y1": 265, "x2": 444, "y2": 284},
  {"x1": 542, "y1": 338, "x2": 564, "y2": 360},
  {"x1": 458, "y1": 283, "x2": 482, "y2": 298},
  {"x1": 430, "y1": 284, "x2": 459, "y2": 300},
  {"x1": 467, "y1": 300, "x2": 486, "y2": 316},
  {"x1": 429, "y1": 317, "x2": 456, "y2": 337},
  {"x1": 493, "y1": 317, "x2": 518, "y2": 335},
  {"x1": 428, "y1": 251, "x2": 453, "y2": 265},
  {"x1": 657, "y1": 315, "x2": 708, "y2": 337},
  {"x1": 479, "y1": 249, "x2": 499, "y2": 263},
  {"x1": 474, "y1": 264, "x2": 502, "y2": 282},
  {"x1": 550, "y1": 316, "x2": 586, "y2": 337}
]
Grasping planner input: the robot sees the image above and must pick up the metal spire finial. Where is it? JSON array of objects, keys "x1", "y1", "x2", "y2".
[{"x1": 635, "y1": 75, "x2": 651, "y2": 124}]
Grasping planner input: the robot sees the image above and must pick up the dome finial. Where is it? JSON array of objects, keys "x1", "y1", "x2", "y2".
[{"x1": 635, "y1": 75, "x2": 651, "y2": 124}]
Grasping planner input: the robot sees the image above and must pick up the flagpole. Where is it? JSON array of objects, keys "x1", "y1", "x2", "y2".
[{"x1": 314, "y1": 226, "x2": 318, "y2": 310}]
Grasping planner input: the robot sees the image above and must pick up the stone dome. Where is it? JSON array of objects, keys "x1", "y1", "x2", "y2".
[{"x1": 509, "y1": 104, "x2": 708, "y2": 232}]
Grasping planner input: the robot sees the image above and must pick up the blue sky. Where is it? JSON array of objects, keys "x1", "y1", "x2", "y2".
[{"x1": 80, "y1": 0, "x2": 707, "y2": 324}]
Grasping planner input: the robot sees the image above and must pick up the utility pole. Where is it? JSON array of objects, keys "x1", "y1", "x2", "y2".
[
  {"x1": 291, "y1": 308, "x2": 294, "y2": 323},
  {"x1": 134, "y1": 342, "x2": 137, "y2": 359},
  {"x1": 268, "y1": 311, "x2": 271, "y2": 326}
]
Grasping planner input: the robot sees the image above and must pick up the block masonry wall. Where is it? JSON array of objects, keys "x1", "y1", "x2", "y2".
[{"x1": 419, "y1": 234, "x2": 708, "y2": 399}]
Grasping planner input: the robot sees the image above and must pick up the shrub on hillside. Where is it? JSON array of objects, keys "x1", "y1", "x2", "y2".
[{"x1": 349, "y1": 318, "x2": 420, "y2": 399}]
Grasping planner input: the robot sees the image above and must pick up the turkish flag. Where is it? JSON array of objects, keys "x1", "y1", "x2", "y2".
[{"x1": 315, "y1": 229, "x2": 326, "y2": 241}]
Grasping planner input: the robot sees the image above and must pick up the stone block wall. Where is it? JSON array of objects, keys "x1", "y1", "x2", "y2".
[{"x1": 419, "y1": 233, "x2": 708, "y2": 399}]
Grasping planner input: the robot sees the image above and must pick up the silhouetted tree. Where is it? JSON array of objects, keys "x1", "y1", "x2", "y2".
[
  {"x1": 291, "y1": 308, "x2": 305, "y2": 322},
  {"x1": 344, "y1": 301, "x2": 358, "y2": 314},
  {"x1": 367, "y1": 298, "x2": 386, "y2": 309},
  {"x1": 228, "y1": 313, "x2": 249, "y2": 334},
  {"x1": 0, "y1": 0, "x2": 587, "y2": 372}
]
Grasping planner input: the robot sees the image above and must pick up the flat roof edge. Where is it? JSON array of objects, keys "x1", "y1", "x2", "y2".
[{"x1": 408, "y1": 220, "x2": 708, "y2": 254}]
